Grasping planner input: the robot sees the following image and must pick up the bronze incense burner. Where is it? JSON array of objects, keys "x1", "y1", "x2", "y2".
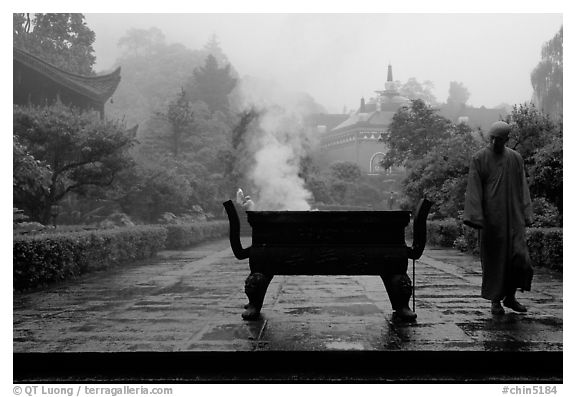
[{"x1": 223, "y1": 199, "x2": 431, "y2": 322}]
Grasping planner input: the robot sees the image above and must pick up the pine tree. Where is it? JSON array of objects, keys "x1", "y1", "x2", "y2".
[{"x1": 187, "y1": 54, "x2": 237, "y2": 113}]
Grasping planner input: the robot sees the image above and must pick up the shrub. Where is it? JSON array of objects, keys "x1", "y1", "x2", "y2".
[
  {"x1": 453, "y1": 226, "x2": 480, "y2": 254},
  {"x1": 419, "y1": 218, "x2": 562, "y2": 270},
  {"x1": 164, "y1": 221, "x2": 228, "y2": 249},
  {"x1": 13, "y1": 221, "x2": 231, "y2": 291},
  {"x1": 13, "y1": 226, "x2": 167, "y2": 291},
  {"x1": 426, "y1": 219, "x2": 461, "y2": 247},
  {"x1": 531, "y1": 197, "x2": 562, "y2": 228},
  {"x1": 526, "y1": 228, "x2": 563, "y2": 270}
]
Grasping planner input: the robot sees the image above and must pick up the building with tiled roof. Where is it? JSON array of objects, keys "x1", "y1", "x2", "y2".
[
  {"x1": 13, "y1": 47, "x2": 121, "y2": 118},
  {"x1": 314, "y1": 64, "x2": 410, "y2": 174}
]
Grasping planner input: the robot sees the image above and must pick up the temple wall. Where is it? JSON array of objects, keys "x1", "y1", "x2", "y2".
[{"x1": 316, "y1": 131, "x2": 389, "y2": 174}]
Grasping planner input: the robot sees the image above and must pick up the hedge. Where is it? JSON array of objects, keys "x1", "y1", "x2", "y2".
[
  {"x1": 525, "y1": 228, "x2": 563, "y2": 270},
  {"x1": 413, "y1": 219, "x2": 563, "y2": 270},
  {"x1": 13, "y1": 221, "x2": 229, "y2": 291},
  {"x1": 164, "y1": 221, "x2": 229, "y2": 249}
]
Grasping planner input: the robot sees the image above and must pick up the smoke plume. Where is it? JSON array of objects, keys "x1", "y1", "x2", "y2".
[{"x1": 234, "y1": 76, "x2": 319, "y2": 210}]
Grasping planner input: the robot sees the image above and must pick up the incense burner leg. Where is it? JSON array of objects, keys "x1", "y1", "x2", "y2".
[
  {"x1": 243, "y1": 272, "x2": 273, "y2": 320},
  {"x1": 381, "y1": 273, "x2": 417, "y2": 321}
]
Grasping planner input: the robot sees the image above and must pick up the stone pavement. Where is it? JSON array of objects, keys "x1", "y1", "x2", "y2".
[{"x1": 13, "y1": 237, "x2": 563, "y2": 380}]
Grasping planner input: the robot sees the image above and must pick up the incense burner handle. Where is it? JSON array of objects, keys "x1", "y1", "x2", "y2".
[
  {"x1": 223, "y1": 200, "x2": 251, "y2": 260},
  {"x1": 407, "y1": 198, "x2": 433, "y2": 260}
]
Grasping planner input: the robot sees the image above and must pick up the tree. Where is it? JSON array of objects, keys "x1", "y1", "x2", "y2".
[
  {"x1": 326, "y1": 162, "x2": 364, "y2": 206},
  {"x1": 531, "y1": 26, "x2": 562, "y2": 119},
  {"x1": 115, "y1": 166, "x2": 196, "y2": 223},
  {"x1": 13, "y1": 104, "x2": 135, "y2": 224},
  {"x1": 502, "y1": 103, "x2": 562, "y2": 214},
  {"x1": 529, "y1": 133, "x2": 562, "y2": 213},
  {"x1": 135, "y1": 89, "x2": 236, "y2": 217},
  {"x1": 186, "y1": 54, "x2": 237, "y2": 113},
  {"x1": 117, "y1": 27, "x2": 166, "y2": 57},
  {"x1": 380, "y1": 99, "x2": 452, "y2": 167},
  {"x1": 13, "y1": 135, "x2": 52, "y2": 217},
  {"x1": 447, "y1": 81, "x2": 470, "y2": 107},
  {"x1": 305, "y1": 176, "x2": 333, "y2": 205},
  {"x1": 503, "y1": 103, "x2": 557, "y2": 166},
  {"x1": 329, "y1": 161, "x2": 362, "y2": 182},
  {"x1": 399, "y1": 78, "x2": 438, "y2": 105},
  {"x1": 443, "y1": 81, "x2": 471, "y2": 121},
  {"x1": 202, "y1": 34, "x2": 229, "y2": 66},
  {"x1": 109, "y1": 27, "x2": 206, "y2": 127},
  {"x1": 221, "y1": 108, "x2": 260, "y2": 189},
  {"x1": 402, "y1": 123, "x2": 483, "y2": 218},
  {"x1": 13, "y1": 13, "x2": 96, "y2": 75},
  {"x1": 147, "y1": 89, "x2": 197, "y2": 158}
]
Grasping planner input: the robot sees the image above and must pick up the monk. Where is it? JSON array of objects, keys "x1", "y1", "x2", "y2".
[{"x1": 463, "y1": 121, "x2": 534, "y2": 315}]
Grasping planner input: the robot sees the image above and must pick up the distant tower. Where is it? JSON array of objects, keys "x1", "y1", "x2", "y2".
[
  {"x1": 374, "y1": 63, "x2": 401, "y2": 108},
  {"x1": 384, "y1": 63, "x2": 397, "y2": 92},
  {"x1": 360, "y1": 97, "x2": 366, "y2": 113}
]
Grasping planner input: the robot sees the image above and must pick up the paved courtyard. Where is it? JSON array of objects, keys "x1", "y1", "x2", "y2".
[{"x1": 13, "y1": 237, "x2": 563, "y2": 381}]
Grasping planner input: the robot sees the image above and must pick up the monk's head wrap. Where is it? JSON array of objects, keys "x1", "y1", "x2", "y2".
[{"x1": 488, "y1": 121, "x2": 512, "y2": 138}]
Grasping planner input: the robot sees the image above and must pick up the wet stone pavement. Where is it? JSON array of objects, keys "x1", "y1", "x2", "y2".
[{"x1": 13, "y1": 237, "x2": 563, "y2": 354}]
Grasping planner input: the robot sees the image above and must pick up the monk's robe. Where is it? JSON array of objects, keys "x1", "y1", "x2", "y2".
[{"x1": 463, "y1": 146, "x2": 534, "y2": 300}]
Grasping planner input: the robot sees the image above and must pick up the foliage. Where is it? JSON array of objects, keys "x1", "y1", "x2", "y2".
[
  {"x1": 303, "y1": 165, "x2": 388, "y2": 208},
  {"x1": 13, "y1": 104, "x2": 135, "y2": 224},
  {"x1": 402, "y1": 124, "x2": 483, "y2": 218},
  {"x1": 151, "y1": 89, "x2": 198, "y2": 158},
  {"x1": 447, "y1": 81, "x2": 470, "y2": 106},
  {"x1": 531, "y1": 26, "x2": 562, "y2": 119},
  {"x1": 441, "y1": 81, "x2": 472, "y2": 121},
  {"x1": 304, "y1": 162, "x2": 380, "y2": 207},
  {"x1": 186, "y1": 54, "x2": 238, "y2": 114},
  {"x1": 117, "y1": 27, "x2": 166, "y2": 57},
  {"x1": 13, "y1": 226, "x2": 167, "y2": 291},
  {"x1": 164, "y1": 221, "x2": 228, "y2": 249},
  {"x1": 453, "y1": 225, "x2": 480, "y2": 255},
  {"x1": 380, "y1": 99, "x2": 452, "y2": 167},
  {"x1": 202, "y1": 34, "x2": 230, "y2": 66},
  {"x1": 503, "y1": 103, "x2": 562, "y2": 213},
  {"x1": 529, "y1": 132, "x2": 562, "y2": 211},
  {"x1": 349, "y1": 182, "x2": 383, "y2": 207},
  {"x1": 13, "y1": 135, "x2": 52, "y2": 204},
  {"x1": 422, "y1": 220, "x2": 562, "y2": 270},
  {"x1": 426, "y1": 218, "x2": 462, "y2": 248},
  {"x1": 115, "y1": 166, "x2": 197, "y2": 224},
  {"x1": 387, "y1": 98, "x2": 562, "y2": 223},
  {"x1": 328, "y1": 161, "x2": 362, "y2": 182},
  {"x1": 504, "y1": 103, "x2": 557, "y2": 163},
  {"x1": 531, "y1": 197, "x2": 562, "y2": 228},
  {"x1": 13, "y1": 13, "x2": 96, "y2": 75},
  {"x1": 13, "y1": 221, "x2": 231, "y2": 291},
  {"x1": 526, "y1": 228, "x2": 563, "y2": 270},
  {"x1": 305, "y1": 175, "x2": 334, "y2": 205},
  {"x1": 399, "y1": 78, "x2": 438, "y2": 105},
  {"x1": 108, "y1": 27, "x2": 206, "y2": 127},
  {"x1": 134, "y1": 89, "x2": 236, "y2": 218}
]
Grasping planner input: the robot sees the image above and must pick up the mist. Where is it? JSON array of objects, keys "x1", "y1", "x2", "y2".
[{"x1": 85, "y1": 13, "x2": 563, "y2": 112}]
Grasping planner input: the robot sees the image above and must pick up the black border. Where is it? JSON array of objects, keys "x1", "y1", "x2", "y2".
[{"x1": 14, "y1": 351, "x2": 563, "y2": 383}]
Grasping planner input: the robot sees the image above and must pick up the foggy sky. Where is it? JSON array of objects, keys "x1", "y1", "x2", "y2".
[{"x1": 81, "y1": 14, "x2": 562, "y2": 112}]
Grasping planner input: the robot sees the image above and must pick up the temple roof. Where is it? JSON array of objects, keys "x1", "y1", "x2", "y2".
[
  {"x1": 330, "y1": 110, "x2": 396, "y2": 133},
  {"x1": 305, "y1": 113, "x2": 349, "y2": 131},
  {"x1": 14, "y1": 47, "x2": 121, "y2": 104}
]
